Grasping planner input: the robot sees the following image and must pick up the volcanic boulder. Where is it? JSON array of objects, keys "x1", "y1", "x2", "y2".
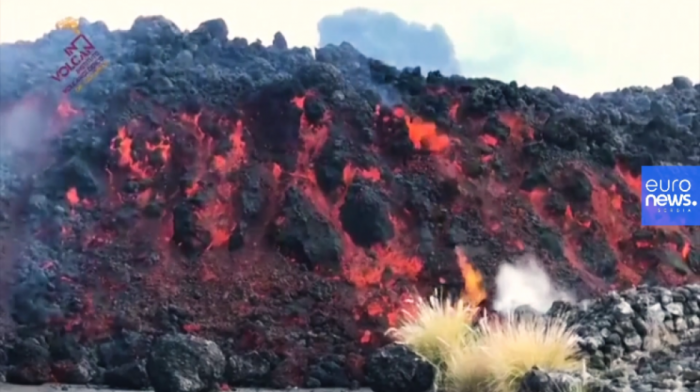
[
  {"x1": 558, "y1": 168, "x2": 592, "y2": 203},
  {"x1": 50, "y1": 156, "x2": 100, "y2": 198},
  {"x1": 225, "y1": 351, "x2": 274, "y2": 387},
  {"x1": 97, "y1": 331, "x2": 151, "y2": 369},
  {"x1": 98, "y1": 332, "x2": 152, "y2": 389},
  {"x1": 146, "y1": 334, "x2": 226, "y2": 392},
  {"x1": 365, "y1": 343, "x2": 436, "y2": 392},
  {"x1": 306, "y1": 354, "x2": 358, "y2": 388},
  {"x1": 272, "y1": 32, "x2": 288, "y2": 50},
  {"x1": 5, "y1": 339, "x2": 52, "y2": 385},
  {"x1": 239, "y1": 163, "x2": 273, "y2": 221},
  {"x1": 340, "y1": 179, "x2": 395, "y2": 247},
  {"x1": 172, "y1": 201, "x2": 213, "y2": 257},
  {"x1": 104, "y1": 360, "x2": 150, "y2": 390},
  {"x1": 314, "y1": 133, "x2": 351, "y2": 194},
  {"x1": 273, "y1": 187, "x2": 343, "y2": 269},
  {"x1": 191, "y1": 18, "x2": 228, "y2": 43},
  {"x1": 46, "y1": 335, "x2": 98, "y2": 384},
  {"x1": 482, "y1": 113, "x2": 511, "y2": 142},
  {"x1": 539, "y1": 113, "x2": 585, "y2": 151}
]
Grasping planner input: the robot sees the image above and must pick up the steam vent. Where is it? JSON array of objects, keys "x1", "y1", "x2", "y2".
[{"x1": 0, "y1": 15, "x2": 700, "y2": 392}]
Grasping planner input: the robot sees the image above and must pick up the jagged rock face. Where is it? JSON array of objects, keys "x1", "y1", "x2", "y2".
[{"x1": 0, "y1": 16, "x2": 699, "y2": 389}]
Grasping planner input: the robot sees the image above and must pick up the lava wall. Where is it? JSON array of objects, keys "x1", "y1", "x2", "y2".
[{"x1": 0, "y1": 16, "x2": 699, "y2": 389}]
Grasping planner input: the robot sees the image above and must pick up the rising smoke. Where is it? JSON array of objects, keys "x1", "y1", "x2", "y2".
[
  {"x1": 317, "y1": 8, "x2": 461, "y2": 76},
  {"x1": 0, "y1": 99, "x2": 52, "y2": 153},
  {"x1": 492, "y1": 254, "x2": 575, "y2": 314}
]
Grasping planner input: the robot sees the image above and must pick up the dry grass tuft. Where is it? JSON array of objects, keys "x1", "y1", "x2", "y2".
[
  {"x1": 386, "y1": 291, "x2": 479, "y2": 367},
  {"x1": 444, "y1": 340, "x2": 491, "y2": 392},
  {"x1": 388, "y1": 292, "x2": 582, "y2": 392},
  {"x1": 477, "y1": 314, "x2": 581, "y2": 391}
]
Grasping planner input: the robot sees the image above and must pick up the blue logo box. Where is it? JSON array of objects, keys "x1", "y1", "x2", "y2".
[{"x1": 641, "y1": 166, "x2": 700, "y2": 226}]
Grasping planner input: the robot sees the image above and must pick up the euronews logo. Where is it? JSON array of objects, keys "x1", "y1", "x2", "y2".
[
  {"x1": 644, "y1": 179, "x2": 697, "y2": 210},
  {"x1": 641, "y1": 166, "x2": 700, "y2": 226}
]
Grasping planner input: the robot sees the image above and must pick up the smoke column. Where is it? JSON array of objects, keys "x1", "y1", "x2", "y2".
[
  {"x1": 317, "y1": 8, "x2": 461, "y2": 76},
  {"x1": 0, "y1": 98, "x2": 54, "y2": 155}
]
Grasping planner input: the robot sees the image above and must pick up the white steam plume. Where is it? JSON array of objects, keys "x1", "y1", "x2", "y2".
[
  {"x1": 0, "y1": 99, "x2": 52, "y2": 155},
  {"x1": 492, "y1": 254, "x2": 575, "y2": 314}
]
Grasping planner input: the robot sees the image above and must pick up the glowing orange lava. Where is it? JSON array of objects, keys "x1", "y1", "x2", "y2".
[
  {"x1": 35, "y1": 81, "x2": 698, "y2": 382},
  {"x1": 393, "y1": 108, "x2": 450, "y2": 152},
  {"x1": 65, "y1": 187, "x2": 80, "y2": 205},
  {"x1": 455, "y1": 247, "x2": 487, "y2": 307}
]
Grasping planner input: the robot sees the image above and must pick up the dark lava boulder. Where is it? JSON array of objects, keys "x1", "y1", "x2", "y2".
[
  {"x1": 146, "y1": 334, "x2": 226, "y2": 392},
  {"x1": 517, "y1": 368, "x2": 585, "y2": 392},
  {"x1": 5, "y1": 339, "x2": 52, "y2": 385},
  {"x1": 558, "y1": 168, "x2": 592, "y2": 203},
  {"x1": 104, "y1": 359, "x2": 151, "y2": 390},
  {"x1": 340, "y1": 179, "x2": 394, "y2": 247},
  {"x1": 225, "y1": 351, "x2": 274, "y2": 387},
  {"x1": 273, "y1": 187, "x2": 344, "y2": 269},
  {"x1": 172, "y1": 201, "x2": 214, "y2": 257},
  {"x1": 365, "y1": 343, "x2": 436, "y2": 392},
  {"x1": 272, "y1": 31, "x2": 288, "y2": 50},
  {"x1": 97, "y1": 331, "x2": 151, "y2": 369},
  {"x1": 307, "y1": 354, "x2": 353, "y2": 388}
]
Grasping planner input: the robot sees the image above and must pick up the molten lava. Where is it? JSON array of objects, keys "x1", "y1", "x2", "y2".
[
  {"x1": 394, "y1": 108, "x2": 451, "y2": 152},
  {"x1": 2, "y1": 81, "x2": 697, "y2": 388},
  {"x1": 455, "y1": 247, "x2": 487, "y2": 307}
]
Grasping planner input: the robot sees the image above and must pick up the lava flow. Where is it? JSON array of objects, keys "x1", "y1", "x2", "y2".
[{"x1": 0, "y1": 68, "x2": 697, "y2": 388}]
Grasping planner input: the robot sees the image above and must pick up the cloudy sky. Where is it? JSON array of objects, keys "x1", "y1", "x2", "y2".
[{"x1": 0, "y1": 0, "x2": 698, "y2": 96}]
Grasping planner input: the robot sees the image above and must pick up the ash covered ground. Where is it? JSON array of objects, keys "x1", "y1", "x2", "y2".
[{"x1": 0, "y1": 16, "x2": 699, "y2": 390}]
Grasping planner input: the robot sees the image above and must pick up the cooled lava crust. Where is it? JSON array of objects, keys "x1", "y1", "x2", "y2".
[{"x1": 0, "y1": 16, "x2": 699, "y2": 389}]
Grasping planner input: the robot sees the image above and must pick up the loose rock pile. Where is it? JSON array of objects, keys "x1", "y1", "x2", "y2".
[
  {"x1": 368, "y1": 284, "x2": 700, "y2": 392},
  {"x1": 563, "y1": 284, "x2": 700, "y2": 392},
  {"x1": 520, "y1": 284, "x2": 700, "y2": 392}
]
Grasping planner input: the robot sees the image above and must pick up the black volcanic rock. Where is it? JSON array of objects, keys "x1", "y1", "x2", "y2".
[
  {"x1": 272, "y1": 32, "x2": 288, "y2": 50},
  {"x1": 340, "y1": 179, "x2": 394, "y2": 247},
  {"x1": 365, "y1": 344, "x2": 436, "y2": 392},
  {"x1": 104, "y1": 359, "x2": 151, "y2": 390},
  {"x1": 273, "y1": 187, "x2": 343, "y2": 269},
  {"x1": 146, "y1": 334, "x2": 225, "y2": 392},
  {"x1": 5, "y1": 340, "x2": 52, "y2": 385},
  {"x1": 225, "y1": 351, "x2": 274, "y2": 387}
]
